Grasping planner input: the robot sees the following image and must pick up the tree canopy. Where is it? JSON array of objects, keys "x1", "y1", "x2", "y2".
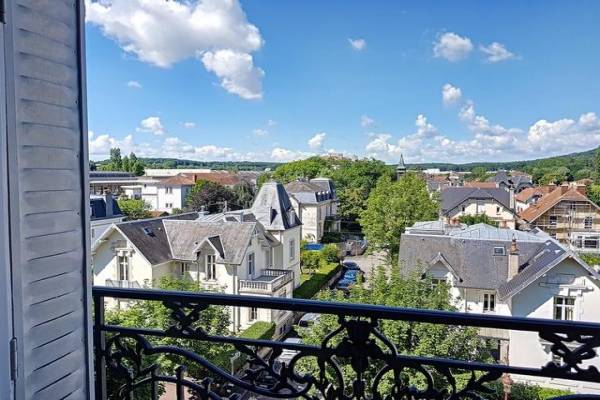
[
  {"x1": 186, "y1": 179, "x2": 236, "y2": 212},
  {"x1": 118, "y1": 198, "x2": 152, "y2": 220},
  {"x1": 359, "y1": 173, "x2": 438, "y2": 261},
  {"x1": 297, "y1": 267, "x2": 490, "y2": 397},
  {"x1": 97, "y1": 148, "x2": 145, "y2": 176}
]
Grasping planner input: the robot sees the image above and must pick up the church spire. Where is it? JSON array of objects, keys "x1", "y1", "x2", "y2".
[{"x1": 397, "y1": 153, "x2": 407, "y2": 179}]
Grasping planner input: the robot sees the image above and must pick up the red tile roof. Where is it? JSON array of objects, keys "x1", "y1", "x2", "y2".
[
  {"x1": 159, "y1": 172, "x2": 243, "y2": 187},
  {"x1": 515, "y1": 186, "x2": 555, "y2": 203},
  {"x1": 463, "y1": 181, "x2": 499, "y2": 189},
  {"x1": 519, "y1": 186, "x2": 594, "y2": 222}
]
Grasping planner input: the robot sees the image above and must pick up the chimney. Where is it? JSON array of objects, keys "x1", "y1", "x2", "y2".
[
  {"x1": 508, "y1": 236, "x2": 519, "y2": 281},
  {"x1": 103, "y1": 190, "x2": 114, "y2": 218},
  {"x1": 509, "y1": 187, "x2": 515, "y2": 211},
  {"x1": 560, "y1": 183, "x2": 569, "y2": 195},
  {"x1": 576, "y1": 184, "x2": 587, "y2": 195}
]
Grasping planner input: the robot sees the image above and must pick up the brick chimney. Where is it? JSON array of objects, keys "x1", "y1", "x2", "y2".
[
  {"x1": 508, "y1": 236, "x2": 519, "y2": 281},
  {"x1": 576, "y1": 184, "x2": 587, "y2": 195},
  {"x1": 560, "y1": 183, "x2": 569, "y2": 195}
]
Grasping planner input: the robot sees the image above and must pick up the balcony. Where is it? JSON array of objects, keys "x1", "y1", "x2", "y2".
[
  {"x1": 93, "y1": 286, "x2": 600, "y2": 400},
  {"x1": 238, "y1": 268, "x2": 293, "y2": 294}
]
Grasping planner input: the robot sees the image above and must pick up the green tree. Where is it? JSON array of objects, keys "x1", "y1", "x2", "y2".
[
  {"x1": 469, "y1": 166, "x2": 491, "y2": 182},
  {"x1": 187, "y1": 180, "x2": 236, "y2": 212},
  {"x1": 118, "y1": 198, "x2": 152, "y2": 220},
  {"x1": 359, "y1": 173, "x2": 438, "y2": 261},
  {"x1": 458, "y1": 214, "x2": 499, "y2": 226},
  {"x1": 105, "y1": 277, "x2": 232, "y2": 395},
  {"x1": 271, "y1": 156, "x2": 330, "y2": 182},
  {"x1": 232, "y1": 180, "x2": 256, "y2": 209},
  {"x1": 109, "y1": 148, "x2": 122, "y2": 171},
  {"x1": 596, "y1": 148, "x2": 600, "y2": 182},
  {"x1": 122, "y1": 155, "x2": 130, "y2": 172},
  {"x1": 297, "y1": 267, "x2": 489, "y2": 397},
  {"x1": 588, "y1": 184, "x2": 600, "y2": 206},
  {"x1": 132, "y1": 159, "x2": 145, "y2": 176},
  {"x1": 539, "y1": 166, "x2": 569, "y2": 185}
]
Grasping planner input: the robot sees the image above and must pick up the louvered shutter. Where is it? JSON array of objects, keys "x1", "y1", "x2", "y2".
[{"x1": 3, "y1": 1, "x2": 92, "y2": 399}]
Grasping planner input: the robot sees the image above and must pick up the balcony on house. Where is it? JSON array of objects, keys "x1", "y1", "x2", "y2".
[
  {"x1": 104, "y1": 279, "x2": 143, "y2": 289},
  {"x1": 238, "y1": 268, "x2": 293, "y2": 294}
]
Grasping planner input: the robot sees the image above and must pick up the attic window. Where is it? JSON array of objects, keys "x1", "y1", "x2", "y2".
[
  {"x1": 493, "y1": 247, "x2": 506, "y2": 256},
  {"x1": 142, "y1": 227, "x2": 154, "y2": 236}
]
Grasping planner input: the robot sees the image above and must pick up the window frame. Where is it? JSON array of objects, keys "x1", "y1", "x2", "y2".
[
  {"x1": 206, "y1": 254, "x2": 217, "y2": 280},
  {"x1": 554, "y1": 296, "x2": 575, "y2": 320},
  {"x1": 483, "y1": 292, "x2": 496, "y2": 312},
  {"x1": 249, "y1": 307, "x2": 258, "y2": 321},
  {"x1": 289, "y1": 238, "x2": 296, "y2": 261},
  {"x1": 117, "y1": 254, "x2": 129, "y2": 281},
  {"x1": 247, "y1": 252, "x2": 255, "y2": 277},
  {"x1": 584, "y1": 216, "x2": 594, "y2": 230}
]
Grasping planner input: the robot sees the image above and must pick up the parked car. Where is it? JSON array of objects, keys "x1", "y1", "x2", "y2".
[
  {"x1": 336, "y1": 279, "x2": 354, "y2": 291},
  {"x1": 276, "y1": 337, "x2": 302, "y2": 366},
  {"x1": 298, "y1": 313, "x2": 320, "y2": 327},
  {"x1": 342, "y1": 260, "x2": 360, "y2": 271}
]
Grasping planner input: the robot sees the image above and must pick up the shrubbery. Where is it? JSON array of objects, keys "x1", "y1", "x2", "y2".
[
  {"x1": 239, "y1": 321, "x2": 275, "y2": 340},
  {"x1": 485, "y1": 381, "x2": 572, "y2": 400}
]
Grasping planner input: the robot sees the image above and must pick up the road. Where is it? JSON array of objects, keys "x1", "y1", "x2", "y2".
[{"x1": 343, "y1": 251, "x2": 389, "y2": 280}]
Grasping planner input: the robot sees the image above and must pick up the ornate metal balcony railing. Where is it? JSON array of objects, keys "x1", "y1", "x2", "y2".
[{"x1": 93, "y1": 286, "x2": 600, "y2": 400}]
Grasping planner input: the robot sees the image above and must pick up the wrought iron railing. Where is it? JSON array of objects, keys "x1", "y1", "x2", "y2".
[{"x1": 93, "y1": 286, "x2": 600, "y2": 399}]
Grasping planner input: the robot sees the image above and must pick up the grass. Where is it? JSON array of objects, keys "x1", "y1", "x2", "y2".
[{"x1": 294, "y1": 262, "x2": 341, "y2": 299}]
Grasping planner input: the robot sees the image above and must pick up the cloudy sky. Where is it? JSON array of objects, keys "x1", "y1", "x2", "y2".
[{"x1": 86, "y1": 0, "x2": 600, "y2": 163}]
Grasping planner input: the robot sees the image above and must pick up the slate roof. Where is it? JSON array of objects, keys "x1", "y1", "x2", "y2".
[
  {"x1": 519, "y1": 186, "x2": 597, "y2": 222},
  {"x1": 399, "y1": 223, "x2": 548, "y2": 290},
  {"x1": 90, "y1": 195, "x2": 122, "y2": 220},
  {"x1": 488, "y1": 171, "x2": 533, "y2": 191},
  {"x1": 285, "y1": 178, "x2": 337, "y2": 204},
  {"x1": 440, "y1": 187, "x2": 514, "y2": 215},
  {"x1": 163, "y1": 220, "x2": 258, "y2": 264},
  {"x1": 251, "y1": 181, "x2": 301, "y2": 230},
  {"x1": 111, "y1": 212, "x2": 278, "y2": 266}
]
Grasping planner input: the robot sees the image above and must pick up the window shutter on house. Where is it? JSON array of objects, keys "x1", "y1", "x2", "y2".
[{"x1": 2, "y1": 1, "x2": 92, "y2": 399}]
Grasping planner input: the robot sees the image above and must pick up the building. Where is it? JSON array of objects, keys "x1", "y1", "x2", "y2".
[
  {"x1": 284, "y1": 178, "x2": 339, "y2": 241},
  {"x1": 396, "y1": 154, "x2": 407, "y2": 179},
  {"x1": 89, "y1": 171, "x2": 139, "y2": 195},
  {"x1": 399, "y1": 222, "x2": 600, "y2": 392},
  {"x1": 90, "y1": 193, "x2": 124, "y2": 244},
  {"x1": 440, "y1": 186, "x2": 518, "y2": 229},
  {"x1": 515, "y1": 185, "x2": 556, "y2": 213},
  {"x1": 488, "y1": 171, "x2": 533, "y2": 193},
  {"x1": 92, "y1": 182, "x2": 302, "y2": 334},
  {"x1": 520, "y1": 184, "x2": 600, "y2": 253}
]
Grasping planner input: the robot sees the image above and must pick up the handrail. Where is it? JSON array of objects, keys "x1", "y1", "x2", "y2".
[{"x1": 92, "y1": 286, "x2": 600, "y2": 334}]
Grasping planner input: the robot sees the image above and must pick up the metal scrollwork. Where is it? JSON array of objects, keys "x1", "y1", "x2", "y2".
[{"x1": 540, "y1": 331, "x2": 600, "y2": 382}]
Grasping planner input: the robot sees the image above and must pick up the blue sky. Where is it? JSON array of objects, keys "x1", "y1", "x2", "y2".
[{"x1": 85, "y1": 0, "x2": 600, "y2": 163}]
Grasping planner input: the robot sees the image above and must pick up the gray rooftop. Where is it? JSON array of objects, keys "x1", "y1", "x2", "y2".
[
  {"x1": 251, "y1": 181, "x2": 301, "y2": 230},
  {"x1": 399, "y1": 223, "x2": 560, "y2": 291},
  {"x1": 441, "y1": 186, "x2": 514, "y2": 214},
  {"x1": 285, "y1": 178, "x2": 337, "y2": 204}
]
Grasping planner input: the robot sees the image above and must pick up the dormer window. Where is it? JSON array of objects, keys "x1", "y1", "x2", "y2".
[{"x1": 493, "y1": 247, "x2": 506, "y2": 256}]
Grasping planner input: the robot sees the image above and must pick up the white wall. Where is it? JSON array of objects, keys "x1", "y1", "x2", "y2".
[
  {"x1": 446, "y1": 199, "x2": 516, "y2": 229},
  {"x1": 510, "y1": 259, "x2": 600, "y2": 393}
]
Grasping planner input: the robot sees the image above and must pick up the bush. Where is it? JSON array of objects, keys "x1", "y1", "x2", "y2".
[
  {"x1": 294, "y1": 262, "x2": 341, "y2": 299},
  {"x1": 484, "y1": 381, "x2": 572, "y2": 400},
  {"x1": 300, "y1": 250, "x2": 322, "y2": 274},
  {"x1": 321, "y1": 244, "x2": 340, "y2": 263},
  {"x1": 239, "y1": 321, "x2": 275, "y2": 340},
  {"x1": 321, "y1": 232, "x2": 343, "y2": 243}
]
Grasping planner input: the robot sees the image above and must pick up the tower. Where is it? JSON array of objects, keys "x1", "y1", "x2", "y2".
[{"x1": 397, "y1": 153, "x2": 407, "y2": 179}]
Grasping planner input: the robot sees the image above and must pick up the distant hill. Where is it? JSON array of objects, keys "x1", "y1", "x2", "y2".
[
  {"x1": 406, "y1": 147, "x2": 599, "y2": 173},
  {"x1": 95, "y1": 157, "x2": 280, "y2": 172}
]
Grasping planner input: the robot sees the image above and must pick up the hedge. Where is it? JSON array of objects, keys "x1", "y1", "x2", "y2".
[
  {"x1": 484, "y1": 381, "x2": 572, "y2": 400},
  {"x1": 294, "y1": 262, "x2": 341, "y2": 299},
  {"x1": 239, "y1": 321, "x2": 276, "y2": 340}
]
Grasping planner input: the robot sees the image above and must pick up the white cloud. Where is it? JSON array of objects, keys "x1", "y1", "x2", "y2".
[
  {"x1": 270, "y1": 147, "x2": 312, "y2": 162},
  {"x1": 127, "y1": 80, "x2": 142, "y2": 89},
  {"x1": 433, "y1": 32, "x2": 473, "y2": 62},
  {"x1": 480, "y1": 42, "x2": 516, "y2": 63},
  {"x1": 308, "y1": 132, "x2": 327, "y2": 150},
  {"x1": 137, "y1": 116, "x2": 166, "y2": 135},
  {"x1": 348, "y1": 38, "x2": 367, "y2": 51},
  {"x1": 442, "y1": 83, "x2": 462, "y2": 105},
  {"x1": 360, "y1": 115, "x2": 375, "y2": 128},
  {"x1": 182, "y1": 122, "x2": 196, "y2": 129},
  {"x1": 365, "y1": 105, "x2": 600, "y2": 163},
  {"x1": 267, "y1": 119, "x2": 277, "y2": 127},
  {"x1": 86, "y1": 0, "x2": 264, "y2": 100},
  {"x1": 201, "y1": 49, "x2": 263, "y2": 100},
  {"x1": 253, "y1": 128, "x2": 268, "y2": 137}
]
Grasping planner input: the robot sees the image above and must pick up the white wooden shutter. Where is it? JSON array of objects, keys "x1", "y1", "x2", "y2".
[{"x1": 3, "y1": 1, "x2": 92, "y2": 399}]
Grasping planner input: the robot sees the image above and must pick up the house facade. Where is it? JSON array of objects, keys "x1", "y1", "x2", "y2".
[
  {"x1": 515, "y1": 185, "x2": 556, "y2": 213},
  {"x1": 92, "y1": 182, "x2": 302, "y2": 335},
  {"x1": 440, "y1": 186, "x2": 518, "y2": 229},
  {"x1": 520, "y1": 184, "x2": 600, "y2": 253},
  {"x1": 399, "y1": 222, "x2": 600, "y2": 393},
  {"x1": 285, "y1": 178, "x2": 339, "y2": 242}
]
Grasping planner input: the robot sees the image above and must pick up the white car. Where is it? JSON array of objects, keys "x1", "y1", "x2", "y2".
[{"x1": 276, "y1": 337, "x2": 302, "y2": 366}]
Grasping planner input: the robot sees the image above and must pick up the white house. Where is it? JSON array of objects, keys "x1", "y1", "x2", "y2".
[
  {"x1": 399, "y1": 222, "x2": 600, "y2": 393},
  {"x1": 90, "y1": 193, "x2": 124, "y2": 244},
  {"x1": 92, "y1": 182, "x2": 302, "y2": 336},
  {"x1": 285, "y1": 178, "x2": 339, "y2": 242},
  {"x1": 440, "y1": 186, "x2": 518, "y2": 229}
]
